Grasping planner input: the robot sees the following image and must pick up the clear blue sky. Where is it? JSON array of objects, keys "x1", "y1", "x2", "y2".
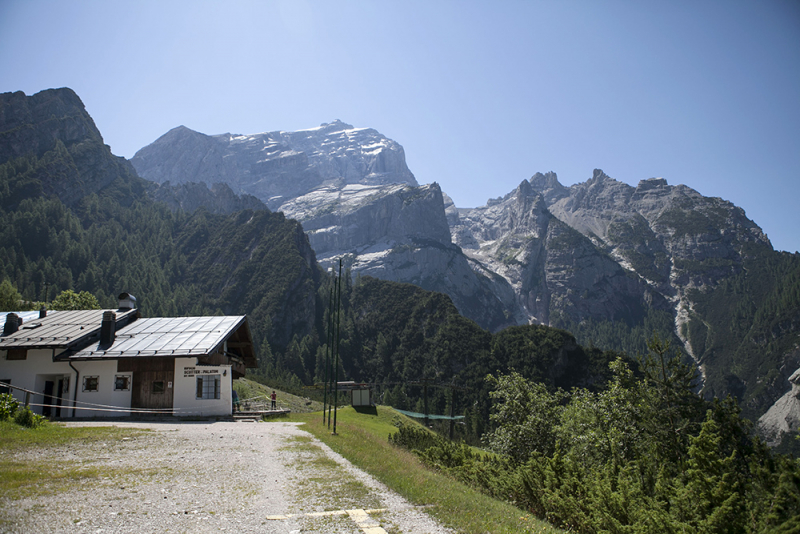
[{"x1": 2, "y1": 0, "x2": 798, "y2": 252}]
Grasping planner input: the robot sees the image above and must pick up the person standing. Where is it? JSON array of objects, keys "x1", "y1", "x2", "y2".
[
  {"x1": 232, "y1": 390, "x2": 240, "y2": 412},
  {"x1": 270, "y1": 391, "x2": 277, "y2": 410}
]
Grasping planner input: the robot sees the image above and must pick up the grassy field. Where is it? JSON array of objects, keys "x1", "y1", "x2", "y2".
[
  {"x1": 289, "y1": 406, "x2": 561, "y2": 534},
  {"x1": 0, "y1": 421, "x2": 149, "y2": 502}
]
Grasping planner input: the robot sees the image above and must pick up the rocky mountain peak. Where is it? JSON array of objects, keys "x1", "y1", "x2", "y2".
[
  {"x1": 591, "y1": 168, "x2": 613, "y2": 182},
  {"x1": 530, "y1": 171, "x2": 561, "y2": 189},
  {"x1": 314, "y1": 119, "x2": 355, "y2": 133},
  {"x1": 636, "y1": 177, "x2": 668, "y2": 191},
  {"x1": 516, "y1": 178, "x2": 534, "y2": 198},
  {"x1": 132, "y1": 120, "x2": 418, "y2": 210},
  {"x1": 529, "y1": 171, "x2": 569, "y2": 204},
  {"x1": 0, "y1": 88, "x2": 141, "y2": 207},
  {"x1": 0, "y1": 88, "x2": 104, "y2": 164}
]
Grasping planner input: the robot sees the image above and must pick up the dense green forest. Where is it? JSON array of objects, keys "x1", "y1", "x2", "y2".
[{"x1": 391, "y1": 338, "x2": 800, "y2": 533}]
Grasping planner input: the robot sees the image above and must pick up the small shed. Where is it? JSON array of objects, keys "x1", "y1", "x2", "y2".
[
  {"x1": 350, "y1": 387, "x2": 372, "y2": 407},
  {"x1": 335, "y1": 381, "x2": 373, "y2": 407}
]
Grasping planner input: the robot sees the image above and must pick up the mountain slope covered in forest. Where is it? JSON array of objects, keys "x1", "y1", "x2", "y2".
[{"x1": 3, "y1": 88, "x2": 800, "y2": 442}]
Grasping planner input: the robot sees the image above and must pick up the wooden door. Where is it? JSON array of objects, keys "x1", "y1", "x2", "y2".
[
  {"x1": 42, "y1": 381, "x2": 54, "y2": 417},
  {"x1": 119, "y1": 358, "x2": 176, "y2": 413},
  {"x1": 131, "y1": 370, "x2": 175, "y2": 411}
]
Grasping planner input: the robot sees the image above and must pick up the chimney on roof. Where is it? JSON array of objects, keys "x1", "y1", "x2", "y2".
[
  {"x1": 39, "y1": 306, "x2": 47, "y2": 319},
  {"x1": 3, "y1": 313, "x2": 20, "y2": 336},
  {"x1": 100, "y1": 311, "x2": 116, "y2": 346},
  {"x1": 118, "y1": 293, "x2": 136, "y2": 311}
]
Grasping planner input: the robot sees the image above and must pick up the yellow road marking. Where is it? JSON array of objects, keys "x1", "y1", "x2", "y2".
[{"x1": 267, "y1": 507, "x2": 390, "y2": 533}]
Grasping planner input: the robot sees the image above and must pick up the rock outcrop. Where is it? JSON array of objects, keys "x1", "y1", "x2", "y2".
[
  {"x1": 131, "y1": 120, "x2": 417, "y2": 210},
  {"x1": 0, "y1": 88, "x2": 143, "y2": 207},
  {"x1": 146, "y1": 181, "x2": 267, "y2": 215},
  {"x1": 759, "y1": 367, "x2": 800, "y2": 446},
  {"x1": 452, "y1": 178, "x2": 670, "y2": 327}
]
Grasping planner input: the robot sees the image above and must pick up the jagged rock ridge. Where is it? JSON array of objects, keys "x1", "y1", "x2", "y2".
[
  {"x1": 146, "y1": 181, "x2": 267, "y2": 215},
  {"x1": 131, "y1": 120, "x2": 418, "y2": 210},
  {"x1": 451, "y1": 178, "x2": 671, "y2": 328},
  {"x1": 524, "y1": 169, "x2": 772, "y2": 364}
]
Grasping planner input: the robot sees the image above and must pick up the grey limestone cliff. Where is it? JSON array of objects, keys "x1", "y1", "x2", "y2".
[
  {"x1": 146, "y1": 181, "x2": 267, "y2": 215},
  {"x1": 528, "y1": 169, "x2": 773, "y2": 362},
  {"x1": 759, "y1": 366, "x2": 800, "y2": 447},
  {"x1": 452, "y1": 178, "x2": 669, "y2": 328},
  {"x1": 282, "y1": 181, "x2": 514, "y2": 332},
  {"x1": 131, "y1": 120, "x2": 417, "y2": 210}
]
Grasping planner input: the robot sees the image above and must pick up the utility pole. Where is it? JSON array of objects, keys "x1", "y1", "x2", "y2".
[
  {"x1": 322, "y1": 282, "x2": 334, "y2": 425},
  {"x1": 327, "y1": 274, "x2": 336, "y2": 429},
  {"x1": 422, "y1": 378, "x2": 430, "y2": 428},
  {"x1": 332, "y1": 258, "x2": 343, "y2": 435}
]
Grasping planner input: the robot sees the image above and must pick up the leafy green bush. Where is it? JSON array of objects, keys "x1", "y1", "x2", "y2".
[
  {"x1": 389, "y1": 341, "x2": 800, "y2": 533},
  {"x1": 14, "y1": 406, "x2": 46, "y2": 428},
  {"x1": 0, "y1": 393, "x2": 19, "y2": 420},
  {"x1": 388, "y1": 419, "x2": 441, "y2": 452},
  {"x1": 49, "y1": 289, "x2": 100, "y2": 310}
]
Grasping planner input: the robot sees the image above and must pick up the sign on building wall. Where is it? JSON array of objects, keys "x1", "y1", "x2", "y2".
[{"x1": 183, "y1": 367, "x2": 224, "y2": 378}]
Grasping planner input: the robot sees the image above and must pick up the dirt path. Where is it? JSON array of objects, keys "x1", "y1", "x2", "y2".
[{"x1": 2, "y1": 421, "x2": 452, "y2": 533}]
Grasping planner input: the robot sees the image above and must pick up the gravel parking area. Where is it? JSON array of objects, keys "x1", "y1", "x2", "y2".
[{"x1": 1, "y1": 420, "x2": 453, "y2": 533}]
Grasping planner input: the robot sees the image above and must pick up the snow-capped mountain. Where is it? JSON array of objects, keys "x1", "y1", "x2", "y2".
[{"x1": 131, "y1": 120, "x2": 417, "y2": 210}]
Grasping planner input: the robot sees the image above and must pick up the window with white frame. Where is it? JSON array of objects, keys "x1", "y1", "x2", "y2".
[
  {"x1": 83, "y1": 376, "x2": 99, "y2": 392},
  {"x1": 196, "y1": 374, "x2": 220, "y2": 399},
  {"x1": 114, "y1": 375, "x2": 130, "y2": 391}
]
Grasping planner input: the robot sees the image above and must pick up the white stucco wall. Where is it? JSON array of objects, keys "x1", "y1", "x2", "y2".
[
  {"x1": 0, "y1": 350, "x2": 133, "y2": 417},
  {"x1": 1, "y1": 352, "x2": 233, "y2": 418},
  {"x1": 173, "y1": 358, "x2": 233, "y2": 416},
  {"x1": 0, "y1": 348, "x2": 74, "y2": 415},
  {"x1": 69, "y1": 359, "x2": 132, "y2": 418}
]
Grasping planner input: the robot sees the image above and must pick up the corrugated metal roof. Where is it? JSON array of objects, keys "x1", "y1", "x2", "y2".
[
  {"x1": 63, "y1": 315, "x2": 247, "y2": 360},
  {"x1": 0, "y1": 309, "x2": 138, "y2": 349}
]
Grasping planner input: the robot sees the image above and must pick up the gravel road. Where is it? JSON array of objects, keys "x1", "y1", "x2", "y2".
[{"x1": 1, "y1": 420, "x2": 453, "y2": 533}]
